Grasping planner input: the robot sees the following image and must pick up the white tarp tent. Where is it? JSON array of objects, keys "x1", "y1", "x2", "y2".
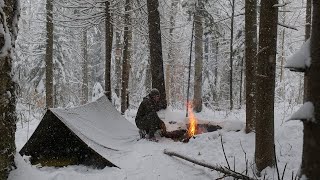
[{"x1": 20, "y1": 95, "x2": 139, "y2": 168}]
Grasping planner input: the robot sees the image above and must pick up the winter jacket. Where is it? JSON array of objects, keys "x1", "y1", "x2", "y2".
[{"x1": 135, "y1": 95, "x2": 160, "y2": 123}]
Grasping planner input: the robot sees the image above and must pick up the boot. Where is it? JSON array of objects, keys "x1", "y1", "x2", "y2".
[{"x1": 139, "y1": 129, "x2": 147, "y2": 139}]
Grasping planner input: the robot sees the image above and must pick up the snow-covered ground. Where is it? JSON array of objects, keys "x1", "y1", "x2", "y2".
[{"x1": 9, "y1": 103, "x2": 303, "y2": 180}]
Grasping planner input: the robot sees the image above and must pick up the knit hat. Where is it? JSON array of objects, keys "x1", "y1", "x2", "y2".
[{"x1": 149, "y1": 88, "x2": 160, "y2": 97}]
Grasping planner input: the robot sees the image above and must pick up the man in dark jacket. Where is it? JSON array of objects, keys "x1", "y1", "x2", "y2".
[{"x1": 135, "y1": 88, "x2": 166, "y2": 141}]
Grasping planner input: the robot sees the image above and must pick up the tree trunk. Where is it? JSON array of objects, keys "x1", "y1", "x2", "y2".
[
  {"x1": 214, "y1": 41, "x2": 219, "y2": 103},
  {"x1": 239, "y1": 57, "x2": 244, "y2": 107},
  {"x1": 193, "y1": 4, "x2": 204, "y2": 113},
  {"x1": 105, "y1": 1, "x2": 113, "y2": 101},
  {"x1": 166, "y1": 0, "x2": 178, "y2": 107},
  {"x1": 300, "y1": 1, "x2": 320, "y2": 178},
  {"x1": 0, "y1": 0, "x2": 19, "y2": 179},
  {"x1": 81, "y1": 29, "x2": 88, "y2": 104},
  {"x1": 229, "y1": 0, "x2": 235, "y2": 110},
  {"x1": 255, "y1": 0, "x2": 278, "y2": 172},
  {"x1": 45, "y1": 0, "x2": 54, "y2": 108},
  {"x1": 121, "y1": 0, "x2": 132, "y2": 114},
  {"x1": 145, "y1": 61, "x2": 152, "y2": 93},
  {"x1": 115, "y1": 31, "x2": 122, "y2": 98},
  {"x1": 165, "y1": 64, "x2": 171, "y2": 106},
  {"x1": 279, "y1": 7, "x2": 286, "y2": 83},
  {"x1": 245, "y1": 0, "x2": 257, "y2": 133},
  {"x1": 303, "y1": 0, "x2": 312, "y2": 102},
  {"x1": 146, "y1": 0, "x2": 167, "y2": 109}
]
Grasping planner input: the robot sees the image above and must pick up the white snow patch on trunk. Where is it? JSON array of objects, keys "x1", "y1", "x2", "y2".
[
  {"x1": 288, "y1": 102, "x2": 314, "y2": 122},
  {"x1": 285, "y1": 39, "x2": 311, "y2": 71}
]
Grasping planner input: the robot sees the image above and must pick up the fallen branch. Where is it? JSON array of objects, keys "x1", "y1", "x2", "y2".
[{"x1": 163, "y1": 149, "x2": 257, "y2": 180}]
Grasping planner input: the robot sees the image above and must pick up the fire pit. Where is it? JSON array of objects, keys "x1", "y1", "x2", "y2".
[
  {"x1": 164, "y1": 123, "x2": 221, "y2": 142},
  {"x1": 163, "y1": 102, "x2": 222, "y2": 142}
]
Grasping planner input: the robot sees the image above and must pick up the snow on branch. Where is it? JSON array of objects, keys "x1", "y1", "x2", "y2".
[
  {"x1": 273, "y1": 2, "x2": 291, "y2": 8},
  {"x1": 284, "y1": 39, "x2": 311, "y2": 72},
  {"x1": 287, "y1": 102, "x2": 315, "y2": 122}
]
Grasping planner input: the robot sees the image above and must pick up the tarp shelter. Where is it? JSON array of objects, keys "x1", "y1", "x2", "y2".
[{"x1": 19, "y1": 96, "x2": 139, "y2": 169}]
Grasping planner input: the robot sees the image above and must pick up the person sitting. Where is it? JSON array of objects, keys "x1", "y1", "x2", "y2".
[{"x1": 135, "y1": 88, "x2": 166, "y2": 141}]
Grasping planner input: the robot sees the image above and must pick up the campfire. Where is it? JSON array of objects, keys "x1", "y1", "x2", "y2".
[
  {"x1": 187, "y1": 102, "x2": 197, "y2": 137},
  {"x1": 164, "y1": 101, "x2": 222, "y2": 142}
]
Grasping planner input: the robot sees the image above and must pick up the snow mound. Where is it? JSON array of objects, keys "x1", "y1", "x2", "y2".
[{"x1": 220, "y1": 119, "x2": 244, "y2": 132}]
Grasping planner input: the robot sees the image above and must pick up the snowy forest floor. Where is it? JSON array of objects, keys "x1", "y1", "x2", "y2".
[{"x1": 9, "y1": 102, "x2": 303, "y2": 180}]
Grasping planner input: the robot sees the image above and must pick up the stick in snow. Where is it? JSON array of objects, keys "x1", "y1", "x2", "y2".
[{"x1": 163, "y1": 149, "x2": 257, "y2": 180}]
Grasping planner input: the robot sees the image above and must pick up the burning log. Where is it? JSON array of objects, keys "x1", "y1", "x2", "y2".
[
  {"x1": 163, "y1": 123, "x2": 222, "y2": 142},
  {"x1": 163, "y1": 149, "x2": 257, "y2": 180}
]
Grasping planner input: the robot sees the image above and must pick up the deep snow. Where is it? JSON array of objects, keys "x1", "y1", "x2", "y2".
[{"x1": 10, "y1": 104, "x2": 303, "y2": 180}]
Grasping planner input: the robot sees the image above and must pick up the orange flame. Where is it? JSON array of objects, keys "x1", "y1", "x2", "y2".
[{"x1": 187, "y1": 102, "x2": 197, "y2": 137}]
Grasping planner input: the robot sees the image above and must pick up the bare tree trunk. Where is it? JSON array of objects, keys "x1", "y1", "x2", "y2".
[
  {"x1": 229, "y1": 0, "x2": 235, "y2": 110},
  {"x1": 115, "y1": 31, "x2": 122, "y2": 98},
  {"x1": 303, "y1": 0, "x2": 312, "y2": 102},
  {"x1": 239, "y1": 57, "x2": 244, "y2": 107},
  {"x1": 245, "y1": 0, "x2": 257, "y2": 133},
  {"x1": 300, "y1": 1, "x2": 320, "y2": 178},
  {"x1": 279, "y1": 7, "x2": 286, "y2": 83},
  {"x1": 165, "y1": 64, "x2": 171, "y2": 106},
  {"x1": 105, "y1": 1, "x2": 113, "y2": 101},
  {"x1": 0, "y1": 0, "x2": 19, "y2": 179},
  {"x1": 147, "y1": 0, "x2": 167, "y2": 109},
  {"x1": 81, "y1": 29, "x2": 88, "y2": 104},
  {"x1": 145, "y1": 61, "x2": 152, "y2": 93},
  {"x1": 166, "y1": 0, "x2": 178, "y2": 107},
  {"x1": 255, "y1": 0, "x2": 278, "y2": 172},
  {"x1": 214, "y1": 41, "x2": 219, "y2": 102},
  {"x1": 193, "y1": 3, "x2": 204, "y2": 113},
  {"x1": 121, "y1": 0, "x2": 132, "y2": 114},
  {"x1": 45, "y1": 0, "x2": 54, "y2": 108}
]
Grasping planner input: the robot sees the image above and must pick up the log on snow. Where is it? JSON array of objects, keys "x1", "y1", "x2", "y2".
[{"x1": 163, "y1": 149, "x2": 257, "y2": 180}]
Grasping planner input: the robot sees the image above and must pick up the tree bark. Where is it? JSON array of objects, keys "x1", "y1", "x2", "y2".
[
  {"x1": 303, "y1": 0, "x2": 312, "y2": 102},
  {"x1": 166, "y1": 0, "x2": 178, "y2": 107},
  {"x1": 0, "y1": 0, "x2": 19, "y2": 179},
  {"x1": 105, "y1": 1, "x2": 113, "y2": 101},
  {"x1": 300, "y1": 1, "x2": 320, "y2": 178},
  {"x1": 115, "y1": 31, "x2": 122, "y2": 98},
  {"x1": 245, "y1": 0, "x2": 257, "y2": 133},
  {"x1": 255, "y1": 0, "x2": 278, "y2": 172},
  {"x1": 193, "y1": 3, "x2": 204, "y2": 113},
  {"x1": 146, "y1": 0, "x2": 167, "y2": 109},
  {"x1": 45, "y1": 0, "x2": 54, "y2": 108},
  {"x1": 229, "y1": 0, "x2": 235, "y2": 110},
  {"x1": 121, "y1": 0, "x2": 132, "y2": 114},
  {"x1": 81, "y1": 29, "x2": 88, "y2": 104}
]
